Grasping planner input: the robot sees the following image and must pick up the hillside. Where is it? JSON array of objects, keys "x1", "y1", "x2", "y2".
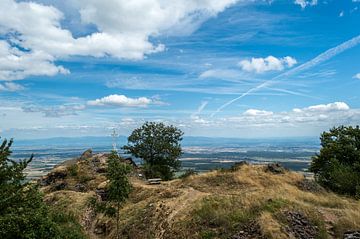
[{"x1": 39, "y1": 150, "x2": 360, "y2": 239}]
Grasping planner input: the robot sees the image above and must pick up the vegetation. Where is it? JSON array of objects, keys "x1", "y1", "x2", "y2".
[
  {"x1": 106, "y1": 151, "x2": 132, "y2": 239},
  {"x1": 310, "y1": 125, "x2": 360, "y2": 198},
  {"x1": 123, "y1": 121, "x2": 183, "y2": 180},
  {"x1": 0, "y1": 138, "x2": 85, "y2": 239}
]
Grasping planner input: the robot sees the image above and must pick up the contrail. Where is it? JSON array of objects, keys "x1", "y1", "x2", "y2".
[{"x1": 211, "y1": 34, "x2": 360, "y2": 117}]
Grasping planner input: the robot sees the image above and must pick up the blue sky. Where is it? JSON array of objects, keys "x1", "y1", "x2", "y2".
[{"x1": 0, "y1": 0, "x2": 360, "y2": 139}]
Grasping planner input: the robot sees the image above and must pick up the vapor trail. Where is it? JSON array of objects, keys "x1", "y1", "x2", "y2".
[{"x1": 211, "y1": 34, "x2": 360, "y2": 117}]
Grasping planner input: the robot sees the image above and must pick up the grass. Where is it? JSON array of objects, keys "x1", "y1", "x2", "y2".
[{"x1": 44, "y1": 162, "x2": 360, "y2": 239}]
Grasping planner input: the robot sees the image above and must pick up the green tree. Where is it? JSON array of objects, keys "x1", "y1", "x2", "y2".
[
  {"x1": 310, "y1": 125, "x2": 360, "y2": 197},
  {"x1": 106, "y1": 151, "x2": 132, "y2": 239},
  {"x1": 123, "y1": 122, "x2": 183, "y2": 180},
  {"x1": 0, "y1": 138, "x2": 85, "y2": 239}
]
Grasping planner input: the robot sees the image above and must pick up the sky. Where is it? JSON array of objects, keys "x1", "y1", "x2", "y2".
[{"x1": 0, "y1": 0, "x2": 360, "y2": 139}]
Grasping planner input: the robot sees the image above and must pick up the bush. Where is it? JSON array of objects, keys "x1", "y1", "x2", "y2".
[{"x1": 310, "y1": 125, "x2": 360, "y2": 198}]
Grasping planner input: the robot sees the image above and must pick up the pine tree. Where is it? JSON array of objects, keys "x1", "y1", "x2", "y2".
[{"x1": 106, "y1": 151, "x2": 132, "y2": 239}]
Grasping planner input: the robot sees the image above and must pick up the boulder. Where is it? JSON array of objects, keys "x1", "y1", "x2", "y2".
[
  {"x1": 265, "y1": 163, "x2": 286, "y2": 174},
  {"x1": 80, "y1": 149, "x2": 93, "y2": 160},
  {"x1": 39, "y1": 166, "x2": 67, "y2": 186}
]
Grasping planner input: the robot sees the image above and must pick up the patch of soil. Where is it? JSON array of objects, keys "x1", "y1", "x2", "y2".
[
  {"x1": 283, "y1": 211, "x2": 318, "y2": 239},
  {"x1": 231, "y1": 221, "x2": 266, "y2": 239}
]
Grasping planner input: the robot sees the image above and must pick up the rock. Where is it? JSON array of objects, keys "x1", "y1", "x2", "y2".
[
  {"x1": 344, "y1": 231, "x2": 360, "y2": 239},
  {"x1": 80, "y1": 149, "x2": 93, "y2": 160},
  {"x1": 94, "y1": 220, "x2": 108, "y2": 235},
  {"x1": 51, "y1": 182, "x2": 67, "y2": 191},
  {"x1": 283, "y1": 211, "x2": 318, "y2": 239},
  {"x1": 265, "y1": 163, "x2": 286, "y2": 174},
  {"x1": 232, "y1": 221, "x2": 265, "y2": 239},
  {"x1": 296, "y1": 178, "x2": 324, "y2": 193},
  {"x1": 74, "y1": 183, "x2": 87, "y2": 192},
  {"x1": 39, "y1": 166, "x2": 67, "y2": 186}
]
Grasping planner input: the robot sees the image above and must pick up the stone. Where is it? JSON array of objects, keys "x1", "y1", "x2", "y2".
[
  {"x1": 52, "y1": 182, "x2": 67, "y2": 191},
  {"x1": 265, "y1": 163, "x2": 286, "y2": 174},
  {"x1": 74, "y1": 183, "x2": 87, "y2": 192},
  {"x1": 79, "y1": 149, "x2": 93, "y2": 160},
  {"x1": 39, "y1": 166, "x2": 67, "y2": 186}
]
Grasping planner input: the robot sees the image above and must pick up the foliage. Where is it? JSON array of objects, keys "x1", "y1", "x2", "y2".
[
  {"x1": 0, "y1": 137, "x2": 85, "y2": 239},
  {"x1": 123, "y1": 121, "x2": 183, "y2": 180},
  {"x1": 106, "y1": 151, "x2": 132, "y2": 239},
  {"x1": 310, "y1": 125, "x2": 360, "y2": 197}
]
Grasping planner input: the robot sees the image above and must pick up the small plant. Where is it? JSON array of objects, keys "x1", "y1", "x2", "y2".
[{"x1": 67, "y1": 164, "x2": 78, "y2": 177}]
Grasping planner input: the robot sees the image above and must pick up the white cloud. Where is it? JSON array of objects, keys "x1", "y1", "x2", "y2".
[
  {"x1": 0, "y1": 82, "x2": 25, "y2": 91},
  {"x1": 239, "y1": 56, "x2": 297, "y2": 73},
  {"x1": 294, "y1": 0, "x2": 318, "y2": 9},
  {"x1": 0, "y1": 41, "x2": 69, "y2": 80},
  {"x1": 0, "y1": 0, "x2": 239, "y2": 80},
  {"x1": 339, "y1": 11, "x2": 344, "y2": 17},
  {"x1": 293, "y1": 102, "x2": 350, "y2": 113},
  {"x1": 243, "y1": 109, "x2": 273, "y2": 116},
  {"x1": 87, "y1": 94, "x2": 156, "y2": 107},
  {"x1": 353, "y1": 73, "x2": 360, "y2": 79}
]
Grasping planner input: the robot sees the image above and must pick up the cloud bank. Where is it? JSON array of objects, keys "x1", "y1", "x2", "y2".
[{"x1": 0, "y1": 0, "x2": 239, "y2": 80}]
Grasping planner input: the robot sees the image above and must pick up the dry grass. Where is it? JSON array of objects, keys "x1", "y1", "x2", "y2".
[{"x1": 44, "y1": 162, "x2": 360, "y2": 239}]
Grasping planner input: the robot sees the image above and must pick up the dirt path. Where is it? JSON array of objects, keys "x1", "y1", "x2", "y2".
[{"x1": 155, "y1": 186, "x2": 208, "y2": 239}]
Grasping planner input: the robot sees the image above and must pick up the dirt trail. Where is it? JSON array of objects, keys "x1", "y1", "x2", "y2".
[{"x1": 155, "y1": 186, "x2": 208, "y2": 239}]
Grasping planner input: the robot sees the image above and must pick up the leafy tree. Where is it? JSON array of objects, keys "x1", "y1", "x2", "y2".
[
  {"x1": 0, "y1": 137, "x2": 85, "y2": 239},
  {"x1": 106, "y1": 151, "x2": 132, "y2": 239},
  {"x1": 123, "y1": 122, "x2": 183, "y2": 180},
  {"x1": 310, "y1": 125, "x2": 360, "y2": 197}
]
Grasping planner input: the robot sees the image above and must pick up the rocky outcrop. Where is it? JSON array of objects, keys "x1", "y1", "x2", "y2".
[{"x1": 80, "y1": 149, "x2": 93, "y2": 160}]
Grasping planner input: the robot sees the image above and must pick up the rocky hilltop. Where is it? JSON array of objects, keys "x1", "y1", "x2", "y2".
[{"x1": 39, "y1": 150, "x2": 360, "y2": 239}]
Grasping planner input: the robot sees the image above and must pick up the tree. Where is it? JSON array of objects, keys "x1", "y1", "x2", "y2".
[
  {"x1": 310, "y1": 125, "x2": 360, "y2": 197},
  {"x1": 106, "y1": 151, "x2": 132, "y2": 239},
  {"x1": 123, "y1": 122, "x2": 183, "y2": 180},
  {"x1": 0, "y1": 138, "x2": 85, "y2": 239}
]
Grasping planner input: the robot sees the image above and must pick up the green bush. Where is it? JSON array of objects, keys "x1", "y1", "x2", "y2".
[{"x1": 310, "y1": 125, "x2": 360, "y2": 198}]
